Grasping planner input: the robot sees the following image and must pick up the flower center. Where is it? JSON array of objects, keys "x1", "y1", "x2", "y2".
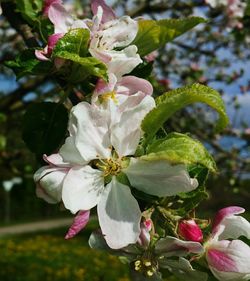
[
  {"x1": 133, "y1": 255, "x2": 158, "y2": 278},
  {"x1": 96, "y1": 158, "x2": 122, "y2": 177},
  {"x1": 99, "y1": 91, "x2": 118, "y2": 104}
]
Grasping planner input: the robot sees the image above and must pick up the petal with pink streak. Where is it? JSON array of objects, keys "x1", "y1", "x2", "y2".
[
  {"x1": 91, "y1": 0, "x2": 116, "y2": 23},
  {"x1": 35, "y1": 49, "x2": 49, "y2": 61},
  {"x1": 117, "y1": 76, "x2": 153, "y2": 96},
  {"x1": 65, "y1": 210, "x2": 90, "y2": 239},
  {"x1": 212, "y1": 206, "x2": 245, "y2": 233},
  {"x1": 48, "y1": 3, "x2": 73, "y2": 34},
  {"x1": 92, "y1": 73, "x2": 117, "y2": 102},
  {"x1": 47, "y1": 33, "x2": 64, "y2": 55},
  {"x1": 43, "y1": 0, "x2": 62, "y2": 16},
  {"x1": 207, "y1": 239, "x2": 250, "y2": 275},
  {"x1": 207, "y1": 248, "x2": 237, "y2": 272},
  {"x1": 43, "y1": 153, "x2": 70, "y2": 167}
]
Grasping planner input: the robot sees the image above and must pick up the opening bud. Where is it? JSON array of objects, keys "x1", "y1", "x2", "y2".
[{"x1": 178, "y1": 219, "x2": 203, "y2": 243}]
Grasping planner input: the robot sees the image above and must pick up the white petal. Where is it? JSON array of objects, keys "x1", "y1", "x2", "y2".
[
  {"x1": 124, "y1": 158, "x2": 198, "y2": 197},
  {"x1": 48, "y1": 3, "x2": 74, "y2": 34},
  {"x1": 60, "y1": 102, "x2": 111, "y2": 163},
  {"x1": 218, "y1": 215, "x2": 250, "y2": 240},
  {"x1": 106, "y1": 45, "x2": 142, "y2": 78},
  {"x1": 111, "y1": 95, "x2": 155, "y2": 156},
  {"x1": 100, "y1": 16, "x2": 138, "y2": 48},
  {"x1": 62, "y1": 166, "x2": 104, "y2": 214},
  {"x1": 97, "y1": 177, "x2": 141, "y2": 249},
  {"x1": 34, "y1": 166, "x2": 67, "y2": 203},
  {"x1": 155, "y1": 236, "x2": 204, "y2": 257},
  {"x1": 43, "y1": 153, "x2": 70, "y2": 167}
]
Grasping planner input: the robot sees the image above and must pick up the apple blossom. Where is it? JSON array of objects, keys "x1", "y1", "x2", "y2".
[
  {"x1": 89, "y1": 1, "x2": 142, "y2": 78},
  {"x1": 36, "y1": 0, "x2": 88, "y2": 61},
  {"x1": 34, "y1": 94, "x2": 198, "y2": 249},
  {"x1": 205, "y1": 206, "x2": 250, "y2": 281}
]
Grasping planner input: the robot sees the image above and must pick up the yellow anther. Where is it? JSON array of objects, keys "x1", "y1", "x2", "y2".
[
  {"x1": 146, "y1": 270, "x2": 154, "y2": 277},
  {"x1": 100, "y1": 91, "x2": 118, "y2": 104},
  {"x1": 135, "y1": 265, "x2": 141, "y2": 271},
  {"x1": 143, "y1": 260, "x2": 152, "y2": 267},
  {"x1": 134, "y1": 260, "x2": 141, "y2": 267}
]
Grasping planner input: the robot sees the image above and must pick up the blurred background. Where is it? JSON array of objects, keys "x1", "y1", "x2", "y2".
[{"x1": 0, "y1": 0, "x2": 249, "y2": 280}]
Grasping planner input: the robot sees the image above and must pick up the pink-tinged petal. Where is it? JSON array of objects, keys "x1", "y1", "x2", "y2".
[
  {"x1": 137, "y1": 219, "x2": 152, "y2": 248},
  {"x1": 91, "y1": 0, "x2": 116, "y2": 23},
  {"x1": 213, "y1": 206, "x2": 245, "y2": 233},
  {"x1": 65, "y1": 210, "x2": 90, "y2": 239},
  {"x1": 117, "y1": 76, "x2": 153, "y2": 96},
  {"x1": 48, "y1": 3, "x2": 73, "y2": 34},
  {"x1": 43, "y1": 0, "x2": 62, "y2": 16},
  {"x1": 207, "y1": 248, "x2": 237, "y2": 272},
  {"x1": 155, "y1": 236, "x2": 204, "y2": 257},
  {"x1": 144, "y1": 51, "x2": 158, "y2": 62},
  {"x1": 62, "y1": 166, "x2": 104, "y2": 214},
  {"x1": 92, "y1": 73, "x2": 117, "y2": 102},
  {"x1": 47, "y1": 33, "x2": 64, "y2": 55},
  {"x1": 35, "y1": 48, "x2": 50, "y2": 61},
  {"x1": 43, "y1": 153, "x2": 70, "y2": 167},
  {"x1": 178, "y1": 220, "x2": 203, "y2": 243},
  {"x1": 97, "y1": 177, "x2": 141, "y2": 249},
  {"x1": 206, "y1": 240, "x2": 250, "y2": 280},
  {"x1": 212, "y1": 206, "x2": 245, "y2": 235},
  {"x1": 34, "y1": 166, "x2": 68, "y2": 203}
]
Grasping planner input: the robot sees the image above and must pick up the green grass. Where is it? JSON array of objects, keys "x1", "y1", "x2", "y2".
[{"x1": 0, "y1": 222, "x2": 130, "y2": 281}]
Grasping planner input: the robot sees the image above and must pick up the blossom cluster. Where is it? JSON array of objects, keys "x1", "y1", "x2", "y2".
[
  {"x1": 205, "y1": 0, "x2": 247, "y2": 29},
  {"x1": 33, "y1": 0, "x2": 250, "y2": 280}
]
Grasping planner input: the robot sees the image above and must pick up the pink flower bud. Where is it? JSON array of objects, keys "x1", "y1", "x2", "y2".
[{"x1": 178, "y1": 219, "x2": 203, "y2": 243}]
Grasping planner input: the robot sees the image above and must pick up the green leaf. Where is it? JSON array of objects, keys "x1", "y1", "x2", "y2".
[
  {"x1": 5, "y1": 49, "x2": 52, "y2": 79},
  {"x1": 0, "y1": 135, "x2": 6, "y2": 151},
  {"x1": 53, "y1": 29, "x2": 108, "y2": 81},
  {"x1": 142, "y1": 84, "x2": 229, "y2": 141},
  {"x1": 55, "y1": 51, "x2": 108, "y2": 81},
  {"x1": 176, "y1": 165, "x2": 209, "y2": 213},
  {"x1": 144, "y1": 133, "x2": 216, "y2": 172},
  {"x1": 22, "y1": 102, "x2": 68, "y2": 155},
  {"x1": 245, "y1": 0, "x2": 250, "y2": 16},
  {"x1": 53, "y1": 29, "x2": 90, "y2": 58},
  {"x1": 16, "y1": 0, "x2": 43, "y2": 25},
  {"x1": 133, "y1": 17, "x2": 206, "y2": 56}
]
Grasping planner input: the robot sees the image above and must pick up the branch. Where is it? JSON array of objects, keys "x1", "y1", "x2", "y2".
[{"x1": 1, "y1": 1, "x2": 39, "y2": 48}]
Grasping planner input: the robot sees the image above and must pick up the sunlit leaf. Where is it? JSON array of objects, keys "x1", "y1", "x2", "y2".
[{"x1": 142, "y1": 84, "x2": 229, "y2": 142}]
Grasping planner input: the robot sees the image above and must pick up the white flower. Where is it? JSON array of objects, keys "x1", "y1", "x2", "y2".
[
  {"x1": 35, "y1": 95, "x2": 198, "y2": 249},
  {"x1": 89, "y1": 4, "x2": 142, "y2": 78}
]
